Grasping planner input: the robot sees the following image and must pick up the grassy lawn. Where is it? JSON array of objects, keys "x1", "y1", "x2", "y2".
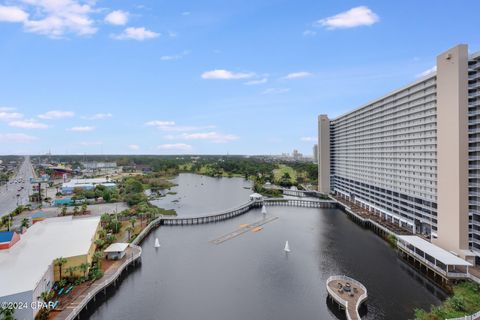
[
  {"x1": 273, "y1": 165, "x2": 297, "y2": 183},
  {"x1": 415, "y1": 281, "x2": 480, "y2": 319}
]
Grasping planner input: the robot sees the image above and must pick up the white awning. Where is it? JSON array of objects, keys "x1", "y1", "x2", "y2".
[
  {"x1": 398, "y1": 235, "x2": 472, "y2": 266},
  {"x1": 104, "y1": 243, "x2": 129, "y2": 253}
]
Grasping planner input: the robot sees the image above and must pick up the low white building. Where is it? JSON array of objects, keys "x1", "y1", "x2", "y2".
[
  {"x1": 104, "y1": 243, "x2": 129, "y2": 260},
  {"x1": 0, "y1": 216, "x2": 100, "y2": 320},
  {"x1": 61, "y1": 178, "x2": 116, "y2": 194}
]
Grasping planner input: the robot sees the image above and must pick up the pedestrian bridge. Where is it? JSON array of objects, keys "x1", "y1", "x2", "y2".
[{"x1": 160, "y1": 198, "x2": 336, "y2": 226}]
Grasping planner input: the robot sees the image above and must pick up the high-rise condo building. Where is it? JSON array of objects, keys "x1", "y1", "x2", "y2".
[{"x1": 318, "y1": 44, "x2": 480, "y2": 264}]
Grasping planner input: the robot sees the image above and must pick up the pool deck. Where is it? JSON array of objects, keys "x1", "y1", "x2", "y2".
[{"x1": 326, "y1": 275, "x2": 367, "y2": 320}]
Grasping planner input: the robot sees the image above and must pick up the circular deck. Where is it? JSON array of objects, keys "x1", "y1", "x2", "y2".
[{"x1": 326, "y1": 275, "x2": 368, "y2": 320}]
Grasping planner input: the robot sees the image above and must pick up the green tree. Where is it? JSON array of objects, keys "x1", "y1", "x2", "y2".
[
  {"x1": 21, "y1": 218, "x2": 29, "y2": 228},
  {"x1": 73, "y1": 205, "x2": 79, "y2": 215},
  {"x1": 125, "y1": 225, "x2": 134, "y2": 241},
  {"x1": 102, "y1": 189, "x2": 111, "y2": 202},
  {"x1": 0, "y1": 306, "x2": 15, "y2": 320},
  {"x1": 100, "y1": 213, "x2": 111, "y2": 227},
  {"x1": 61, "y1": 204, "x2": 67, "y2": 216},
  {"x1": 129, "y1": 217, "x2": 137, "y2": 228},
  {"x1": 40, "y1": 290, "x2": 54, "y2": 303},
  {"x1": 54, "y1": 257, "x2": 67, "y2": 280},
  {"x1": 65, "y1": 266, "x2": 77, "y2": 279},
  {"x1": 78, "y1": 263, "x2": 89, "y2": 278},
  {"x1": 81, "y1": 203, "x2": 88, "y2": 214}
]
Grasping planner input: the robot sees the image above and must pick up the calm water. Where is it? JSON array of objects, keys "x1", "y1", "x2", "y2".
[
  {"x1": 88, "y1": 175, "x2": 445, "y2": 320},
  {"x1": 151, "y1": 173, "x2": 253, "y2": 217}
]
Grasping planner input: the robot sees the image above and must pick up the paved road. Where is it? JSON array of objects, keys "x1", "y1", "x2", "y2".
[{"x1": 0, "y1": 156, "x2": 35, "y2": 217}]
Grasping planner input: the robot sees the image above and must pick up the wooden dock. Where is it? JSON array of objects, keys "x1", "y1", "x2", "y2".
[
  {"x1": 326, "y1": 275, "x2": 367, "y2": 320},
  {"x1": 210, "y1": 216, "x2": 278, "y2": 244}
]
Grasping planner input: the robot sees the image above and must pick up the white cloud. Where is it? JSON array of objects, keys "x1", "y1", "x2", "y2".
[
  {"x1": 0, "y1": 133, "x2": 38, "y2": 143},
  {"x1": 80, "y1": 140, "x2": 102, "y2": 146},
  {"x1": 181, "y1": 11, "x2": 190, "y2": 16},
  {"x1": 301, "y1": 137, "x2": 317, "y2": 142},
  {"x1": 0, "y1": 109, "x2": 23, "y2": 121},
  {"x1": 181, "y1": 132, "x2": 238, "y2": 143},
  {"x1": 201, "y1": 69, "x2": 255, "y2": 80},
  {"x1": 68, "y1": 126, "x2": 94, "y2": 132},
  {"x1": 416, "y1": 66, "x2": 437, "y2": 78},
  {"x1": 21, "y1": 0, "x2": 98, "y2": 38},
  {"x1": 282, "y1": 71, "x2": 313, "y2": 80},
  {"x1": 104, "y1": 10, "x2": 128, "y2": 26},
  {"x1": 9, "y1": 119, "x2": 48, "y2": 129},
  {"x1": 0, "y1": 5, "x2": 28, "y2": 22},
  {"x1": 302, "y1": 29, "x2": 316, "y2": 37},
  {"x1": 38, "y1": 110, "x2": 74, "y2": 119},
  {"x1": 146, "y1": 120, "x2": 176, "y2": 128},
  {"x1": 315, "y1": 6, "x2": 379, "y2": 29},
  {"x1": 82, "y1": 113, "x2": 112, "y2": 120},
  {"x1": 146, "y1": 120, "x2": 214, "y2": 133},
  {"x1": 113, "y1": 27, "x2": 159, "y2": 41},
  {"x1": 262, "y1": 88, "x2": 290, "y2": 95},
  {"x1": 157, "y1": 143, "x2": 192, "y2": 151},
  {"x1": 160, "y1": 50, "x2": 189, "y2": 61},
  {"x1": 244, "y1": 78, "x2": 268, "y2": 85},
  {"x1": 167, "y1": 30, "x2": 177, "y2": 38},
  {"x1": 128, "y1": 144, "x2": 140, "y2": 150}
]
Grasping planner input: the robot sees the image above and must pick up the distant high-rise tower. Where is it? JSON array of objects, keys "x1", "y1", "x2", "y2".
[{"x1": 313, "y1": 144, "x2": 318, "y2": 163}]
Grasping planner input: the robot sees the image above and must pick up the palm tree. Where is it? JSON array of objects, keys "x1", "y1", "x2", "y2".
[
  {"x1": 97, "y1": 229, "x2": 107, "y2": 240},
  {"x1": 61, "y1": 204, "x2": 67, "y2": 216},
  {"x1": 73, "y1": 205, "x2": 79, "y2": 215},
  {"x1": 78, "y1": 263, "x2": 89, "y2": 278},
  {"x1": 54, "y1": 257, "x2": 67, "y2": 280},
  {"x1": 81, "y1": 203, "x2": 88, "y2": 215},
  {"x1": 93, "y1": 251, "x2": 103, "y2": 269},
  {"x1": 125, "y1": 225, "x2": 134, "y2": 241},
  {"x1": 40, "y1": 290, "x2": 54, "y2": 303},
  {"x1": 65, "y1": 266, "x2": 77, "y2": 279},
  {"x1": 129, "y1": 217, "x2": 137, "y2": 229},
  {"x1": 100, "y1": 213, "x2": 111, "y2": 227},
  {"x1": 21, "y1": 218, "x2": 29, "y2": 228}
]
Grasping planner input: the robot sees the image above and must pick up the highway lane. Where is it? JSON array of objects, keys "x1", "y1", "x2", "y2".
[{"x1": 0, "y1": 156, "x2": 35, "y2": 217}]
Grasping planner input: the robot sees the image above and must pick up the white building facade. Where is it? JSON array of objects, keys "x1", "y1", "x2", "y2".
[{"x1": 319, "y1": 44, "x2": 479, "y2": 263}]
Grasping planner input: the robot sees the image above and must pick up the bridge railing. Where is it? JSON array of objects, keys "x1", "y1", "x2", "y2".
[
  {"x1": 326, "y1": 275, "x2": 367, "y2": 320},
  {"x1": 446, "y1": 310, "x2": 480, "y2": 320},
  {"x1": 65, "y1": 244, "x2": 142, "y2": 320}
]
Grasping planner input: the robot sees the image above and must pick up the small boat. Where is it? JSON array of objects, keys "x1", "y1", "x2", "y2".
[
  {"x1": 261, "y1": 205, "x2": 267, "y2": 214},
  {"x1": 154, "y1": 238, "x2": 160, "y2": 248},
  {"x1": 284, "y1": 241, "x2": 290, "y2": 253}
]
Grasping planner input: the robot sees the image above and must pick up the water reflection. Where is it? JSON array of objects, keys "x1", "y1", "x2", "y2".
[{"x1": 88, "y1": 175, "x2": 444, "y2": 320}]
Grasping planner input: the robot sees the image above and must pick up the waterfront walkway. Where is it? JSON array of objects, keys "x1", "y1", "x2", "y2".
[
  {"x1": 333, "y1": 196, "x2": 412, "y2": 236},
  {"x1": 326, "y1": 275, "x2": 367, "y2": 320},
  {"x1": 54, "y1": 245, "x2": 142, "y2": 320}
]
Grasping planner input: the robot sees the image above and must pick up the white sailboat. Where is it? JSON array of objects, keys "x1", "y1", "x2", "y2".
[
  {"x1": 284, "y1": 241, "x2": 290, "y2": 253},
  {"x1": 154, "y1": 238, "x2": 160, "y2": 248},
  {"x1": 261, "y1": 205, "x2": 267, "y2": 214}
]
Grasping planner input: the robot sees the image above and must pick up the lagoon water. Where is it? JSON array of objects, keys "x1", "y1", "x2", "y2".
[{"x1": 88, "y1": 174, "x2": 445, "y2": 320}]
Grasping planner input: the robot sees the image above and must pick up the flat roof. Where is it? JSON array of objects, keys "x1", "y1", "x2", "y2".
[
  {"x1": 104, "y1": 243, "x2": 129, "y2": 253},
  {"x1": 0, "y1": 216, "x2": 100, "y2": 297},
  {"x1": 331, "y1": 48, "x2": 480, "y2": 122},
  {"x1": 398, "y1": 235, "x2": 472, "y2": 266}
]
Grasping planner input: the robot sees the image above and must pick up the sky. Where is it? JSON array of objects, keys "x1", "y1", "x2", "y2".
[{"x1": 0, "y1": 0, "x2": 479, "y2": 156}]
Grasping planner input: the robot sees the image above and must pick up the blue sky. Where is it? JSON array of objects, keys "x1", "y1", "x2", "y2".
[{"x1": 0, "y1": 0, "x2": 479, "y2": 155}]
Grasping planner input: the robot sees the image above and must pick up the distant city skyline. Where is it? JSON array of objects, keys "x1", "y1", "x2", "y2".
[{"x1": 0, "y1": 0, "x2": 479, "y2": 155}]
